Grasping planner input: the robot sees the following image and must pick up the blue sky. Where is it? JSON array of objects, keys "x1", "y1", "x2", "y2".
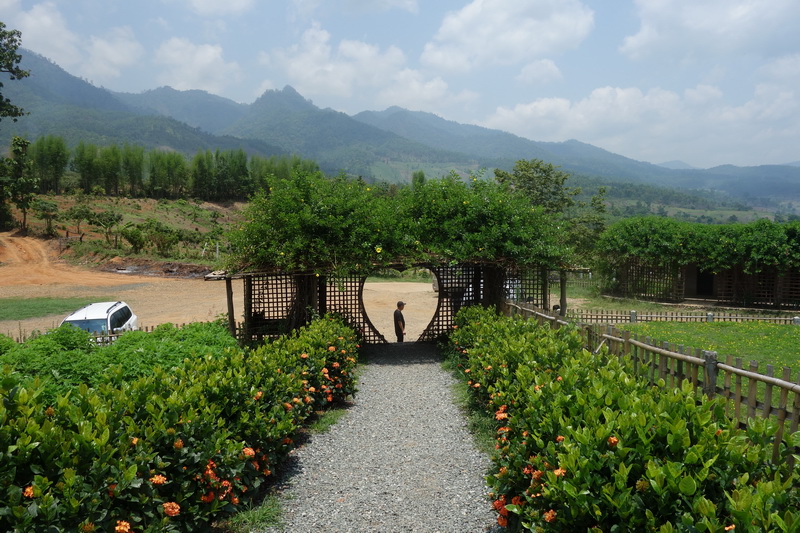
[{"x1": 1, "y1": 0, "x2": 799, "y2": 168}]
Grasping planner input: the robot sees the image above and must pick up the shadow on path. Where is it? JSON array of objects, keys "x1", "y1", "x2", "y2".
[{"x1": 358, "y1": 341, "x2": 443, "y2": 366}]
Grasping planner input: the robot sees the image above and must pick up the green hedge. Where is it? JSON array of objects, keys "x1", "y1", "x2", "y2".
[
  {"x1": 0, "y1": 316, "x2": 359, "y2": 532},
  {"x1": 596, "y1": 217, "x2": 800, "y2": 275},
  {"x1": 448, "y1": 307, "x2": 800, "y2": 532}
]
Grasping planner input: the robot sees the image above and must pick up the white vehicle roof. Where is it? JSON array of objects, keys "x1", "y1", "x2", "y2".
[{"x1": 62, "y1": 301, "x2": 128, "y2": 322}]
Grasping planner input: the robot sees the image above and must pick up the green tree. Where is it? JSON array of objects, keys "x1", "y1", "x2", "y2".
[
  {"x1": 72, "y1": 142, "x2": 99, "y2": 193},
  {"x1": 7, "y1": 137, "x2": 37, "y2": 231},
  {"x1": 89, "y1": 209, "x2": 123, "y2": 245},
  {"x1": 98, "y1": 144, "x2": 122, "y2": 195},
  {"x1": 190, "y1": 149, "x2": 215, "y2": 200},
  {"x1": 494, "y1": 159, "x2": 580, "y2": 215},
  {"x1": 411, "y1": 170, "x2": 426, "y2": 189},
  {"x1": 121, "y1": 144, "x2": 145, "y2": 196},
  {"x1": 31, "y1": 197, "x2": 58, "y2": 236},
  {"x1": 0, "y1": 21, "x2": 29, "y2": 121},
  {"x1": 62, "y1": 203, "x2": 93, "y2": 234},
  {"x1": 29, "y1": 135, "x2": 69, "y2": 194}
]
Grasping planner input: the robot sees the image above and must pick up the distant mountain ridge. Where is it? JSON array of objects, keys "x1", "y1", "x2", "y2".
[{"x1": 2, "y1": 49, "x2": 800, "y2": 203}]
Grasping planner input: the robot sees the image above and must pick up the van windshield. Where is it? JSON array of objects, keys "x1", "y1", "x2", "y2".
[{"x1": 64, "y1": 319, "x2": 108, "y2": 334}]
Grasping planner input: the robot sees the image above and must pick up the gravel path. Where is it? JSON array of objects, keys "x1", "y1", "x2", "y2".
[{"x1": 263, "y1": 342, "x2": 501, "y2": 533}]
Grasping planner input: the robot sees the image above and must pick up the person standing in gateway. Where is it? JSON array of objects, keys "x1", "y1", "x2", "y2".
[{"x1": 394, "y1": 301, "x2": 406, "y2": 343}]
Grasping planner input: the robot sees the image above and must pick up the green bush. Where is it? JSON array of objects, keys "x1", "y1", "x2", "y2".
[
  {"x1": 448, "y1": 307, "x2": 800, "y2": 531},
  {"x1": 0, "y1": 316, "x2": 359, "y2": 532}
]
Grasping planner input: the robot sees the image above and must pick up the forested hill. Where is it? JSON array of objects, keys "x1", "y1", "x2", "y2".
[{"x1": 2, "y1": 49, "x2": 800, "y2": 205}]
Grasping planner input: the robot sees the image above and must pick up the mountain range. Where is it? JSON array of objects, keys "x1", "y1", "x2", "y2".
[{"x1": 2, "y1": 49, "x2": 800, "y2": 206}]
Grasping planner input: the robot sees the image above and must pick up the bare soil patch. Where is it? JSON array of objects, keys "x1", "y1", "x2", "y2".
[{"x1": 0, "y1": 232, "x2": 437, "y2": 341}]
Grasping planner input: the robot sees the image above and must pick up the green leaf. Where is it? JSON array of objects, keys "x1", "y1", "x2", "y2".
[{"x1": 678, "y1": 476, "x2": 697, "y2": 496}]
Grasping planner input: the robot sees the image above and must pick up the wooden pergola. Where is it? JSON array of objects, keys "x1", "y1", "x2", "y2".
[{"x1": 206, "y1": 263, "x2": 549, "y2": 344}]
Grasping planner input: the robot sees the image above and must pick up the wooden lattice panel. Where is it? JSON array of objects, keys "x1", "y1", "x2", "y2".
[
  {"x1": 244, "y1": 274, "x2": 301, "y2": 339},
  {"x1": 325, "y1": 277, "x2": 385, "y2": 344},
  {"x1": 613, "y1": 260, "x2": 683, "y2": 302}
]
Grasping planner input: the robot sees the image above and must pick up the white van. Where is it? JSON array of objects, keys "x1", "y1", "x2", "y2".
[{"x1": 61, "y1": 301, "x2": 138, "y2": 334}]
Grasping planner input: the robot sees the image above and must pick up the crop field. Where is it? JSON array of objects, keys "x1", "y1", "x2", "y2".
[{"x1": 623, "y1": 321, "x2": 800, "y2": 372}]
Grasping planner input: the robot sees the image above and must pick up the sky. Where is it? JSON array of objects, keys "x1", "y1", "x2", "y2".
[{"x1": 1, "y1": 0, "x2": 799, "y2": 169}]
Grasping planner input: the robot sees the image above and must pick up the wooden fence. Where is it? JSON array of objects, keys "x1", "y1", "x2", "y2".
[
  {"x1": 565, "y1": 309, "x2": 800, "y2": 325},
  {"x1": 508, "y1": 303, "x2": 800, "y2": 465}
]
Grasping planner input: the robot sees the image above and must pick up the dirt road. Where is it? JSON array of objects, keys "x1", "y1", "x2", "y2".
[{"x1": 0, "y1": 233, "x2": 437, "y2": 341}]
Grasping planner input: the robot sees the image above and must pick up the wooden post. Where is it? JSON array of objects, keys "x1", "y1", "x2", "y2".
[
  {"x1": 225, "y1": 277, "x2": 237, "y2": 339},
  {"x1": 559, "y1": 270, "x2": 567, "y2": 316},
  {"x1": 702, "y1": 350, "x2": 718, "y2": 397}
]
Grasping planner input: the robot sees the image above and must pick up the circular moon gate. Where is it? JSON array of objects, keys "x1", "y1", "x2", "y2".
[{"x1": 215, "y1": 263, "x2": 549, "y2": 344}]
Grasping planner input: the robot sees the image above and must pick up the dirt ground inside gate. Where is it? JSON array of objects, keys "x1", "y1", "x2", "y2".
[{"x1": 0, "y1": 232, "x2": 439, "y2": 341}]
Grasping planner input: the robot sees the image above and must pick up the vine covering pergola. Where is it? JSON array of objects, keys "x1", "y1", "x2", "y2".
[{"x1": 210, "y1": 170, "x2": 566, "y2": 343}]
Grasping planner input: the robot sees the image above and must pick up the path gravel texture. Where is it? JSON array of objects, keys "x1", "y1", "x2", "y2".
[{"x1": 263, "y1": 342, "x2": 501, "y2": 533}]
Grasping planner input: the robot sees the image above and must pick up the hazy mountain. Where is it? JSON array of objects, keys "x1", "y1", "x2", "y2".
[
  {"x1": 220, "y1": 87, "x2": 479, "y2": 177},
  {"x1": 0, "y1": 50, "x2": 282, "y2": 156},
  {"x1": 3, "y1": 49, "x2": 800, "y2": 203},
  {"x1": 657, "y1": 160, "x2": 697, "y2": 170},
  {"x1": 113, "y1": 86, "x2": 249, "y2": 134}
]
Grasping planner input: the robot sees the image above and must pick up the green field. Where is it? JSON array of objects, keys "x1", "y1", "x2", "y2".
[
  {"x1": 623, "y1": 321, "x2": 800, "y2": 372},
  {"x1": 0, "y1": 297, "x2": 106, "y2": 321}
]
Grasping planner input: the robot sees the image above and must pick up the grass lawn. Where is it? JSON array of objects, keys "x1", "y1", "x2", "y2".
[
  {"x1": 623, "y1": 321, "x2": 800, "y2": 372},
  {"x1": 0, "y1": 297, "x2": 107, "y2": 321}
]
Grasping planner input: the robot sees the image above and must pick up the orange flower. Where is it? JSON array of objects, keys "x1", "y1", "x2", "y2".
[
  {"x1": 23, "y1": 485, "x2": 34, "y2": 498},
  {"x1": 173, "y1": 439, "x2": 184, "y2": 450},
  {"x1": 45, "y1": 406, "x2": 55, "y2": 417},
  {"x1": 556, "y1": 376, "x2": 563, "y2": 381},
  {"x1": 511, "y1": 495, "x2": 524, "y2": 506},
  {"x1": 608, "y1": 436, "x2": 619, "y2": 447},
  {"x1": 131, "y1": 437, "x2": 139, "y2": 446},
  {"x1": 543, "y1": 509, "x2": 557, "y2": 523},
  {"x1": 114, "y1": 520, "x2": 132, "y2": 533},
  {"x1": 523, "y1": 465, "x2": 534, "y2": 475},
  {"x1": 332, "y1": 362, "x2": 340, "y2": 368},
  {"x1": 340, "y1": 349, "x2": 347, "y2": 354},
  {"x1": 497, "y1": 516, "x2": 508, "y2": 527},
  {"x1": 495, "y1": 411, "x2": 508, "y2": 420},
  {"x1": 108, "y1": 483, "x2": 117, "y2": 498},
  {"x1": 149, "y1": 474, "x2": 167, "y2": 485},
  {"x1": 254, "y1": 391, "x2": 263, "y2": 400},
  {"x1": 473, "y1": 382, "x2": 481, "y2": 388},
  {"x1": 556, "y1": 435, "x2": 565, "y2": 443},
  {"x1": 201, "y1": 491, "x2": 215, "y2": 503},
  {"x1": 532, "y1": 470, "x2": 544, "y2": 481},
  {"x1": 80, "y1": 522, "x2": 96, "y2": 532},
  {"x1": 162, "y1": 502, "x2": 180, "y2": 517},
  {"x1": 724, "y1": 526, "x2": 735, "y2": 531},
  {"x1": 492, "y1": 496, "x2": 507, "y2": 511},
  {"x1": 328, "y1": 346, "x2": 336, "y2": 351},
  {"x1": 300, "y1": 353, "x2": 309, "y2": 359},
  {"x1": 283, "y1": 402, "x2": 293, "y2": 411},
  {"x1": 243, "y1": 447, "x2": 256, "y2": 457},
  {"x1": 553, "y1": 468, "x2": 566, "y2": 477}
]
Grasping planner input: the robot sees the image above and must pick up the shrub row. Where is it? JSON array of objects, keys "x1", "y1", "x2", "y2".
[
  {"x1": 0, "y1": 316, "x2": 359, "y2": 532},
  {"x1": 448, "y1": 307, "x2": 800, "y2": 532},
  {"x1": 0, "y1": 322, "x2": 240, "y2": 403}
]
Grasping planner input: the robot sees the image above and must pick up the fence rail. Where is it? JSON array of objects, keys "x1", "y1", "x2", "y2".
[
  {"x1": 565, "y1": 308, "x2": 800, "y2": 325},
  {"x1": 508, "y1": 303, "x2": 800, "y2": 466}
]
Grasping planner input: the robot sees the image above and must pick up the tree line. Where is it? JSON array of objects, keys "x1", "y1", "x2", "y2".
[{"x1": 27, "y1": 135, "x2": 319, "y2": 201}]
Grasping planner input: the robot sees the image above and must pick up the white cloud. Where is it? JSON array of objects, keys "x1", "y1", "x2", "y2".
[
  {"x1": 184, "y1": 0, "x2": 255, "y2": 16},
  {"x1": 421, "y1": 0, "x2": 593, "y2": 73},
  {"x1": 155, "y1": 38, "x2": 242, "y2": 95},
  {"x1": 15, "y1": 2, "x2": 81, "y2": 68},
  {"x1": 622, "y1": 0, "x2": 800, "y2": 60},
  {"x1": 517, "y1": 59, "x2": 562, "y2": 85},
  {"x1": 269, "y1": 21, "x2": 474, "y2": 113},
  {"x1": 482, "y1": 83, "x2": 800, "y2": 167},
  {"x1": 82, "y1": 27, "x2": 144, "y2": 82},
  {"x1": 345, "y1": 0, "x2": 418, "y2": 13}
]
